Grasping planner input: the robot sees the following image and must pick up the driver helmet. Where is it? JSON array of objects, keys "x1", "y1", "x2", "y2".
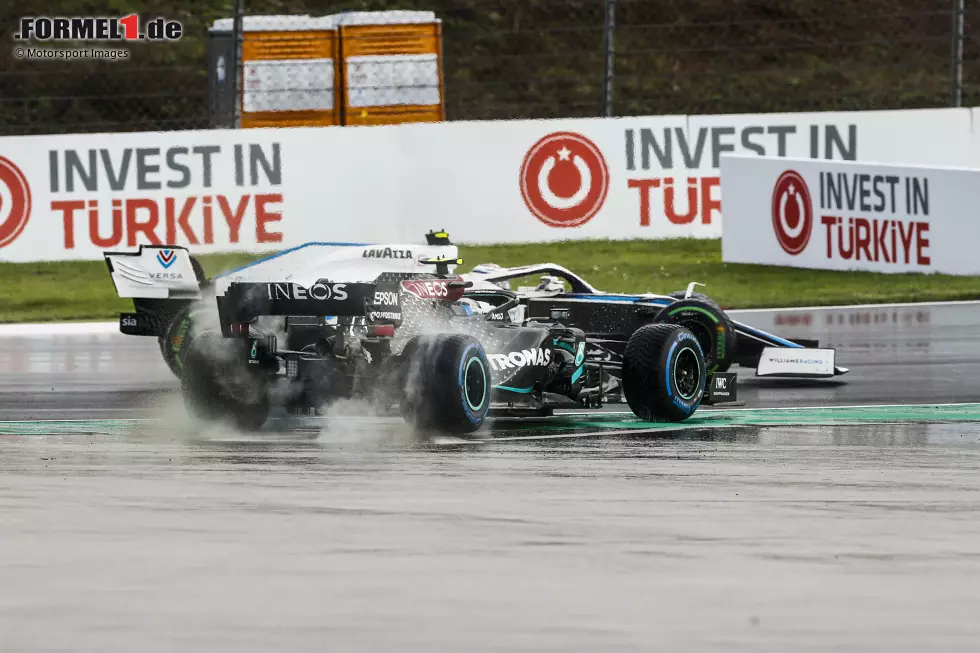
[
  {"x1": 535, "y1": 275, "x2": 566, "y2": 294},
  {"x1": 452, "y1": 297, "x2": 490, "y2": 316}
]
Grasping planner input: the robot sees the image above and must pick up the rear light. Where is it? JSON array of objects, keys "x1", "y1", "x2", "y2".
[
  {"x1": 368, "y1": 324, "x2": 396, "y2": 338},
  {"x1": 229, "y1": 323, "x2": 250, "y2": 337}
]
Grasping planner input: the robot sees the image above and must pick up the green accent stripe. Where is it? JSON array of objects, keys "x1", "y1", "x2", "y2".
[
  {"x1": 668, "y1": 305, "x2": 720, "y2": 323},
  {"x1": 0, "y1": 419, "x2": 150, "y2": 436},
  {"x1": 493, "y1": 385, "x2": 534, "y2": 394}
]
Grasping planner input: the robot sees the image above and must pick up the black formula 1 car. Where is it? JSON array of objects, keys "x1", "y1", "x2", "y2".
[
  {"x1": 462, "y1": 262, "x2": 848, "y2": 381},
  {"x1": 104, "y1": 231, "x2": 843, "y2": 434},
  {"x1": 180, "y1": 253, "x2": 729, "y2": 432}
]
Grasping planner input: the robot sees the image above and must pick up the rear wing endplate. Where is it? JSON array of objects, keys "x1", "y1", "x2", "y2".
[{"x1": 104, "y1": 245, "x2": 201, "y2": 299}]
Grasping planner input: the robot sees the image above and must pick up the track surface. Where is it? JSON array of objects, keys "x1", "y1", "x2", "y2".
[
  {"x1": 1, "y1": 302, "x2": 978, "y2": 419},
  {"x1": 3, "y1": 302, "x2": 980, "y2": 652}
]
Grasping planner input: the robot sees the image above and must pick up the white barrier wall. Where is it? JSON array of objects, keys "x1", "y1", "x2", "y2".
[
  {"x1": 721, "y1": 155, "x2": 980, "y2": 275},
  {"x1": 2, "y1": 107, "x2": 980, "y2": 261}
]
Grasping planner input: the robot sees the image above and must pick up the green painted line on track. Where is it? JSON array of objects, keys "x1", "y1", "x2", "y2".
[
  {"x1": 0, "y1": 419, "x2": 152, "y2": 436},
  {"x1": 524, "y1": 403, "x2": 980, "y2": 433},
  {"x1": 3, "y1": 404, "x2": 980, "y2": 437}
]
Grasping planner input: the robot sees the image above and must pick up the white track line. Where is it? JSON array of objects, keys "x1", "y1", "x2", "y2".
[
  {"x1": 0, "y1": 418, "x2": 151, "y2": 424},
  {"x1": 546, "y1": 402, "x2": 980, "y2": 419},
  {"x1": 695, "y1": 401, "x2": 980, "y2": 413},
  {"x1": 0, "y1": 322, "x2": 118, "y2": 336},
  {"x1": 471, "y1": 428, "x2": 679, "y2": 443},
  {"x1": 729, "y1": 299, "x2": 980, "y2": 314}
]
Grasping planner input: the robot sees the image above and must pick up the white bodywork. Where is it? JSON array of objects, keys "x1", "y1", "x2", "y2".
[
  {"x1": 463, "y1": 262, "x2": 600, "y2": 295},
  {"x1": 105, "y1": 242, "x2": 459, "y2": 299},
  {"x1": 105, "y1": 247, "x2": 201, "y2": 299}
]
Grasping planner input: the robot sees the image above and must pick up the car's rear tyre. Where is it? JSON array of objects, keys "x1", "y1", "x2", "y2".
[
  {"x1": 656, "y1": 297, "x2": 736, "y2": 373},
  {"x1": 159, "y1": 336, "x2": 179, "y2": 377},
  {"x1": 401, "y1": 334, "x2": 491, "y2": 434},
  {"x1": 181, "y1": 331, "x2": 270, "y2": 431},
  {"x1": 189, "y1": 255, "x2": 208, "y2": 288},
  {"x1": 622, "y1": 323, "x2": 706, "y2": 422},
  {"x1": 159, "y1": 309, "x2": 195, "y2": 378},
  {"x1": 156, "y1": 258, "x2": 207, "y2": 378}
]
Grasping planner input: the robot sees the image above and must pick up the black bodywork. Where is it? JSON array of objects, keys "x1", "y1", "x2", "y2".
[
  {"x1": 460, "y1": 265, "x2": 834, "y2": 374},
  {"x1": 209, "y1": 261, "x2": 736, "y2": 420}
]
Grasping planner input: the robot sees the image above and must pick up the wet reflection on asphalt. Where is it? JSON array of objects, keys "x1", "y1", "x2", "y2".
[{"x1": 3, "y1": 302, "x2": 980, "y2": 651}]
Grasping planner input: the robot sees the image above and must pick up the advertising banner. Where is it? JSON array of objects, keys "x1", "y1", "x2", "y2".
[
  {"x1": 2, "y1": 106, "x2": 980, "y2": 261},
  {"x1": 720, "y1": 155, "x2": 980, "y2": 275}
]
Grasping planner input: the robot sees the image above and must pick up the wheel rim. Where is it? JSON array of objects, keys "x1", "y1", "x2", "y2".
[
  {"x1": 464, "y1": 356, "x2": 487, "y2": 412},
  {"x1": 672, "y1": 347, "x2": 701, "y2": 400},
  {"x1": 681, "y1": 321, "x2": 712, "y2": 360}
]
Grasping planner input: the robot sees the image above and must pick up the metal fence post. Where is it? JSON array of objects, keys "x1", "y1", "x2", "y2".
[
  {"x1": 232, "y1": 0, "x2": 245, "y2": 127},
  {"x1": 602, "y1": 0, "x2": 616, "y2": 117},
  {"x1": 950, "y1": 0, "x2": 965, "y2": 107}
]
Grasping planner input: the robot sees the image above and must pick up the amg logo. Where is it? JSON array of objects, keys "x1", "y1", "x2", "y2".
[
  {"x1": 373, "y1": 291, "x2": 399, "y2": 306},
  {"x1": 488, "y1": 348, "x2": 551, "y2": 371},
  {"x1": 488, "y1": 312, "x2": 506, "y2": 321},
  {"x1": 363, "y1": 248, "x2": 412, "y2": 260},
  {"x1": 266, "y1": 282, "x2": 348, "y2": 301}
]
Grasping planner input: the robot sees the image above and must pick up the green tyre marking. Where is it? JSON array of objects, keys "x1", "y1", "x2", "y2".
[
  {"x1": 464, "y1": 356, "x2": 487, "y2": 412},
  {"x1": 667, "y1": 305, "x2": 720, "y2": 323}
]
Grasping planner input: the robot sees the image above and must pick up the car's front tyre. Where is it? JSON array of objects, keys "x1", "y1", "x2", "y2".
[{"x1": 622, "y1": 323, "x2": 706, "y2": 422}]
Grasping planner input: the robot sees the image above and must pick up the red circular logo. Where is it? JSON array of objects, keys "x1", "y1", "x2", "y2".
[
  {"x1": 520, "y1": 132, "x2": 609, "y2": 228},
  {"x1": 0, "y1": 156, "x2": 32, "y2": 249},
  {"x1": 771, "y1": 170, "x2": 812, "y2": 255}
]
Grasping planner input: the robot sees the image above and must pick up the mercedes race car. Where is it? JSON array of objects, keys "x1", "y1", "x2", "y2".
[{"x1": 103, "y1": 231, "x2": 844, "y2": 433}]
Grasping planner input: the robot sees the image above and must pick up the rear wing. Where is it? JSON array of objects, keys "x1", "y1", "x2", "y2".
[
  {"x1": 104, "y1": 245, "x2": 201, "y2": 299},
  {"x1": 216, "y1": 281, "x2": 378, "y2": 337}
]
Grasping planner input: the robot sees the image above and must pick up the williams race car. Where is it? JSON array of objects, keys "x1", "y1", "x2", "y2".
[
  {"x1": 103, "y1": 231, "x2": 844, "y2": 433},
  {"x1": 460, "y1": 261, "x2": 848, "y2": 380}
]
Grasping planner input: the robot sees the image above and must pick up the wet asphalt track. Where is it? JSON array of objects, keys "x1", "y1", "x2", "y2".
[{"x1": 3, "y1": 302, "x2": 980, "y2": 652}]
